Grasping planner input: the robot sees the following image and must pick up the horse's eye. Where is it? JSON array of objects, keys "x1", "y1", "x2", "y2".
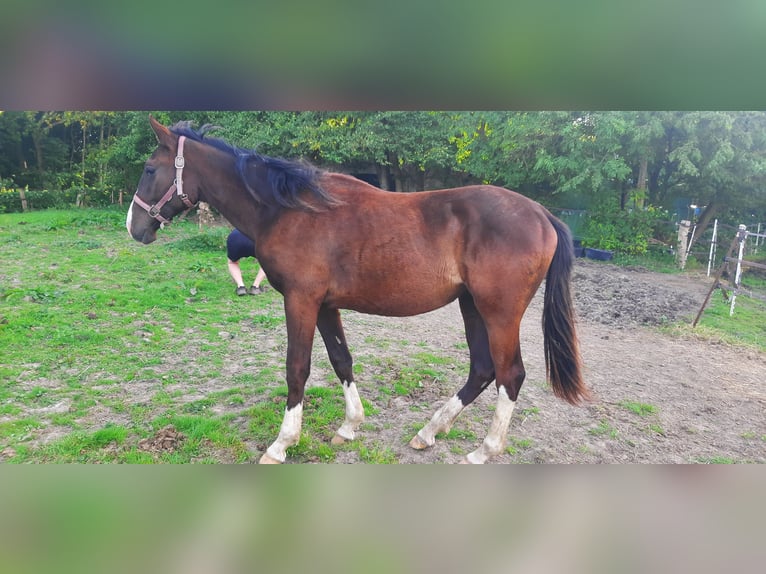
[{"x1": 144, "y1": 165, "x2": 156, "y2": 175}]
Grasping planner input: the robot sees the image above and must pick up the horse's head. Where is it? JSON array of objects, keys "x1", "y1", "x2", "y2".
[{"x1": 126, "y1": 116, "x2": 199, "y2": 244}]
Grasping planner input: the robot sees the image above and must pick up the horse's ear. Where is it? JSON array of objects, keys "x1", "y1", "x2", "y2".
[{"x1": 148, "y1": 114, "x2": 175, "y2": 147}]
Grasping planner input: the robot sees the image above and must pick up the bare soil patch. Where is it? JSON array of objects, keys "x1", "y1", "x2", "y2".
[{"x1": 137, "y1": 425, "x2": 185, "y2": 457}]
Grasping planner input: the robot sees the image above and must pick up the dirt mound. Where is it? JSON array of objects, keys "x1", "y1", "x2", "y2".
[
  {"x1": 137, "y1": 425, "x2": 185, "y2": 456},
  {"x1": 571, "y1": 260, "x2": 705, "y2": 328}
]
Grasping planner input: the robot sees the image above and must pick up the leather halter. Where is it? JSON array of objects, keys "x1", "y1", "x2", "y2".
[{"x1": 132, "y1": 136, "x2": 197, "y2": 225}]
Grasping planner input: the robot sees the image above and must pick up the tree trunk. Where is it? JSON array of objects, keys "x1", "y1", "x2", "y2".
[
  {"x1": 414, "y1": 169, "x2": 425, "y2": 191},
  {"x1": 688, "y1": 201, "x2": 721, "y2": 252},
  {"x1": 635, "y1": 157, "x2": 648, "y2": 208},
  {"x1": 77, "y1": 121, "x2": 87, "y2": 207},
  {"x1": 98, "y1": 116, "x2": 105, "y2": 192},
  {"x1": 376, "y1": 165, "x2": 392, "y2": 190},
  {"x1": 31, "y1": 128, "x2": 45, "y2": 184},
  {"x1": 81, "y1": 121, "x2": 87, "y2": 185}
]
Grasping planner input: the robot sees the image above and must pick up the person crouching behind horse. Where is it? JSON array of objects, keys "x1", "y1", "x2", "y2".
[{"x1": 226, "y1": 228, "x2": 268, "y2": 296}]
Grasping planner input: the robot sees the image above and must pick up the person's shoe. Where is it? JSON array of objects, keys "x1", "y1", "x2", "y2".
[
  {"x1": 236, "y1": 286, "x2": 247, "y2": 296},
  {"x1": 248, "y1": 286, "x2": 263, "y2": 295}
]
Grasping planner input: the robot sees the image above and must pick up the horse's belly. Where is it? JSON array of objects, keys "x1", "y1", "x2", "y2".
[{"x1": 331, "y1": 282, "x2": 463, "y2": 317}]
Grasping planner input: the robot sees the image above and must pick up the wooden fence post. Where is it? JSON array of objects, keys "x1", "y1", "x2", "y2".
[
  {"x1": 197, "y1": 202, "x2": 215, "y2": 229},
  {"x1": 19, "y1": 187, "x2": 29, "y2": 212}
]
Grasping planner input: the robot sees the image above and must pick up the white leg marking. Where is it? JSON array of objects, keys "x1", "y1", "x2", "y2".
[
  {"x1": 125, "y1": 200, "x2": 134, "y2": 235},
  {"x1": 410, "y1": 394, "x2": 465, "y2": 449},
  {"x1": 333, "y1": 381, "x2": 364, "y2": 443},
  {"x1": 465, "y1": 386, "x2": 516, "y2": 464},
  {"x1": 260, "y1": 402, "x2": 303, "y2": 463}
]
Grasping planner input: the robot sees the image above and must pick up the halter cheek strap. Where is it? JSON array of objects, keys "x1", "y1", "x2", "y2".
[{"x1": 132, "y1": 136, "x2": 197, "y2": 225}]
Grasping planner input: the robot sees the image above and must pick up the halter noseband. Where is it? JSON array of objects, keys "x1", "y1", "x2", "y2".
[{"x1": 132, "y1": 135, "x2": 197, "y2": 225}]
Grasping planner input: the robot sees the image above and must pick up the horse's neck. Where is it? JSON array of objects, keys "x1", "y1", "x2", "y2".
[{"x1": 196, "y1": 154, "x2": 264, "y2": 235}]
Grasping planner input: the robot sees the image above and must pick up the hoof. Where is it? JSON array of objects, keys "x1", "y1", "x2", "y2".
[
  {"x1": 408, "y1": 434, "x2": 431, "y2": 450},
  {"x1": 461, "y1": 452, "x2": 484, "y2": 464},
  {"x1": 259, "y1": 452, "x2": 283, "y2": 464},
  {"x1": 331, "y1": 433, "x2": 348, "y2": 446}
]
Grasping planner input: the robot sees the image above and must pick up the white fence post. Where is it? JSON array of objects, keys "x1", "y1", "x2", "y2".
[
  {"x1": 729, "y1": 224, "x2": 748, "y2": 317},
  {"x1": 707, "y1": 219, "x2": 718, "y2": 277},
  {"x1": 677, "y1": 220, "x2": 691, "y2": 269}
]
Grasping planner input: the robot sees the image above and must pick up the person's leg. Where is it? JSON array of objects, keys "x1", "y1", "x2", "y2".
[
  {"x1": 253, "y1": 266, "x2": 267, "y2": 289},
  {"x1": 227, "y1": 259, "x2": 247, "y2": 295},
  {"x1": 248, "y1": 266, "x2": 268, "y2": 295}
]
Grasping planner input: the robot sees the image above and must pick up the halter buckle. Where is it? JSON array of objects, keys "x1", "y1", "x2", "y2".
[
  {"x1": 175, "y1": 156, "x2": 185, "y2": 169},
  {"x1": 148, "y1": 205, "x2": 161, "y2": 217}
]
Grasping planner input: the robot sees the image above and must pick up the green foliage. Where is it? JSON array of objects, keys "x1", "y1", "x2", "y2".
[
  {"x1": 582, "y1": 201, "x2": 670, "y2": 255},
  {"x1": 0, "y1": 188, "x2": 80, "y2": 213},
  {"x1": 611, "y1": 250, "x2": 679, "y2": 273}
]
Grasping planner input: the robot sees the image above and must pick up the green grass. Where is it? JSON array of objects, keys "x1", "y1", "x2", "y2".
[
  {"x1": 692, "y1": 286, "x2": 766, "y2": 350},
  {"x1": 0, "y1": 208, "x2": 301, "y2": 463},
  {"x1": 695, "y1": 456, "x2": 736, "y2": 464},
  {"x1": 588, "y1": 420, "x2": 619, "y2": 439},
  {"x1": 619, "y1": 401, "x2": 657, "y2": 417},
  {"x1": 506, "y1": 436, "x2": 534, "y2": 455},
  {"x1": 437, "y1": 428, "x2": 477, "y2": 441},
  {"x1": 388, "y1": 353, "x2": 456, "y2": 397},
  {"x1": 357, "y1": 443, "x2": 398, "y2": 463}
]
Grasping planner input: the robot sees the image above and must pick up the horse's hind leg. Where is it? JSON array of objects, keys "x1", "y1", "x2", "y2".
[
  {"x1": 463, "y1": 318, "x2": 525, "y2": 464},
  {"x1": 317, "y1": 305, "x2": 364, "y2": 444},
  {"x1": 410, "y1": 292, "x2": 495, "y2": 450}
]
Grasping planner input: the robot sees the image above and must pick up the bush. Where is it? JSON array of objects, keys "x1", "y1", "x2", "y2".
[
  {"x1": 582, "y1": 201, "x2": 669, "y2": 255},
  {"x1": 0, "y1": 187, "x2": 116, "y2": 213}
]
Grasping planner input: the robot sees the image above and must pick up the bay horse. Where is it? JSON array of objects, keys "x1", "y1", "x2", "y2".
[{"x1": 126, "y1": 116, "x2": 587, "y2": 464}]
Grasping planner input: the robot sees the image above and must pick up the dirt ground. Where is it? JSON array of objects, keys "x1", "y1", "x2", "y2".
[{"x1": 300, "y1": 259, "x2": 765, "y2": 464}]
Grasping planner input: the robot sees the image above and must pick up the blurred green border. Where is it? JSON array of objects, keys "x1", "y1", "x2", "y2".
[{"x1": 2, "y1": 1, "x2": 765, "y2": 109}]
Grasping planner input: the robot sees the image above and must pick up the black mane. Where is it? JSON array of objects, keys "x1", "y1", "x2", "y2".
[{"x1": 169, "y1": 121, "x2": 340, "y2": 210}]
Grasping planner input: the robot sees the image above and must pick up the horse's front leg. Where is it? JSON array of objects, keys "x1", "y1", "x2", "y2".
[
  {"x1": 316, "y1": 305, "x2": 364, "y2": 444},
  {"x1": 259, "y1": 296, "x2": 319, "y2": 464}
]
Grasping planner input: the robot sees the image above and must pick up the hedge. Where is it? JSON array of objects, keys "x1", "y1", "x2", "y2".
[{"x1": 0, "y1": 188, "x2": 118, "y2": 213}]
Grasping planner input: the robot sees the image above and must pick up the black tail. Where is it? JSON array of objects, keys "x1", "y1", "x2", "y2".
[{"x1": 542, "y1": 215, "x2": 588, "y2": 405}]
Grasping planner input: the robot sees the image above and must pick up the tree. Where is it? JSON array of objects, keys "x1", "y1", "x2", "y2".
[
  {"x1": 290, "y1": 111, "x2": 465, "y2": 191},
  {"x1": 635, "y1": 112, "x2": 766, "y2": 246},
  {"x1": 452, "y1": 111, "x2": 634, "y2": 208}
]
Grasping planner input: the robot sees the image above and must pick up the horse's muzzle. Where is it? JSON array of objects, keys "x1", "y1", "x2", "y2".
[{"x1": 136, "y1": 227, "x2": 158, "y2": 244}]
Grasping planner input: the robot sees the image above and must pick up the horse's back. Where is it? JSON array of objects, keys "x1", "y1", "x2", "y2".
[
  {"x1": 320, "y1": 176, "x2": 560, "y2": 277},
  {"x1": 320, "y1": 180, "x2": 556, "y2": 308}
]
